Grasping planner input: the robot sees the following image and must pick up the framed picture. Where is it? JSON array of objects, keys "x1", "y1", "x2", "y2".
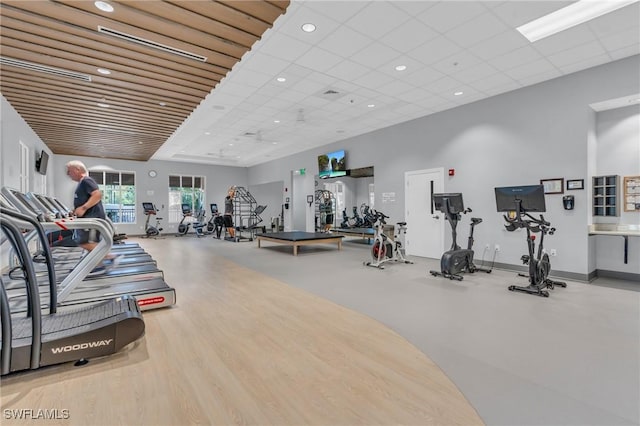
[
  {"x1": 566, "y1": 179, "x2": 584, "y2": 190},
  {"x1": 541, "y1": 178, "x2": 564, "y2": 194}
]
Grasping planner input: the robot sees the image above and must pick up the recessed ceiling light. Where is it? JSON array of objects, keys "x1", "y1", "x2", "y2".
[
  {"x1": 395, "y1": 65, "x2": 407, "y2": 71},
  {"x1": 454, "y1": 91, "x2": 464, "y2": 96},
  {"x1": 367, "y1": 104, "x2": 375, "y2": 108},
  {"x1": 97, "y1": 68, "x2": 111, "y2": 75},
  {"x1": 272, "y1": 142, "x2": 278, "y2": 145},
  {"x1": 205, "y1": 132, "x2": 210, "y2": 135},
  {"x1": 517, "y1": 0, "x2": 637, "y2": 42},
  {"x1": 301, "y1": 23, "x2": 316, "y2": 33},
  {"x1": 94, "y1": 1, "x2": 114, "y2": 12},
  {"x1": 228, "y1": 143, "x2": 234, "y2": 146},
  {"x1": 274, "y1": 120, "x2": 280, "y2": 123},
  {"x1": 276, "y1": 77, "x2": 286, "y2": 83},
  {"x1": 138, "y1": 141, "x2": 143, "y2": 145},
  {"x1": 97, "y1": 102, "x2": 110, "y2": 108},
  {"x1": 159, "y1": 102, "x2": 166, "y2": 106}
]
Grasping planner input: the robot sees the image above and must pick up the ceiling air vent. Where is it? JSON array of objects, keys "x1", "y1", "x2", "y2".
[
  {"x1": 0, "y1": 56, "x2": 92, "y2": 82},
  {"x1": 324, "y1": 89, "x2": 339, "y2": 95},
  {"x1": 315, "y1": 87, "x2": 347, "y2": 100},
  {"x1": 98, "y1": 26, "x2": 208, "y2": 62}
]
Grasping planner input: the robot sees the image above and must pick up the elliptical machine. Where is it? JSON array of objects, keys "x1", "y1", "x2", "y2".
[
  {"x1": 429, "y1": 193, "x2": 491, "y2": 281},
  {"x1": 365, "y1": 210, "x2": 413, "y2": 269},
  {"x1": 142, "y1": 202, "x2": 163, "y2": 238},
  {"x1": 496, "y1": 185, "x2": 566, "y2": 297}
]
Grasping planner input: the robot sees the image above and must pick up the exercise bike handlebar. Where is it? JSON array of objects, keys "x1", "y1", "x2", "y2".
[{"x1": 503, "y1": 210, "x2": 551, "y2": 232}]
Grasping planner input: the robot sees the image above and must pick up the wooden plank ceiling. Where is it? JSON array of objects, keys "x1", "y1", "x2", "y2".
[{"x1": 0, "y1": 0, "x2": 289, "y2": 161}]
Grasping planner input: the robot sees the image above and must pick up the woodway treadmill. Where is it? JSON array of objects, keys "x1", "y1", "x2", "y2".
[
  {"x1": 1, "y1": 188, "x2": 176, "y2": 311},
  {"x1": 1, "y1": 209, "x2": 145, "y2": 375}
]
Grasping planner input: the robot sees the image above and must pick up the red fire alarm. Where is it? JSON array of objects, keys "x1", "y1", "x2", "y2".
[{"x1": 448, "y1": 169, "x2": 455, "y2": 176}]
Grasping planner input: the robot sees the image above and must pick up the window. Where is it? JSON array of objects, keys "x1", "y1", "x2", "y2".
[
  {"x1": 168, "y1": 175, "x2": 204, "y2": 223},
  {"x1": 88, "y1": 171, "x2": 136, "y2": 223}
]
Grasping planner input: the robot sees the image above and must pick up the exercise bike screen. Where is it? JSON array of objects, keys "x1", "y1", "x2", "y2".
[
  {"x1": 432, "y1": 193, "x2": 465, "y2": 214},
  {"x1": 495, "y1": 185, "x2": 546, "y2": 213}
]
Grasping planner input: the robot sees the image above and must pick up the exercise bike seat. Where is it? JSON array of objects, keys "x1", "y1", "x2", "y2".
[
  {"x1": 396, "y1": 222, "x2": 406, "y2": 226},
  {"x1": 471, "y1": 217, "x2": 483, "y2": 224}
]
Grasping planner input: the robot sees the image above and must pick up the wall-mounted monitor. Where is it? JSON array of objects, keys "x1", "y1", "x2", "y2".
[
  {"x1": 318, "y1": 149, "x2": 346, "y2": 179},
  {"x1": 495, "y1": 185, "x2": 546, "y2": 213},
  {"x1": 36, "y1": 150, "x2": 49, "y2": 175}
]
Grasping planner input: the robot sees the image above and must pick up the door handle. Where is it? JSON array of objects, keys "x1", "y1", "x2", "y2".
[{"x1": 432, "y1": 215, "x2": 440, "y2": 219}]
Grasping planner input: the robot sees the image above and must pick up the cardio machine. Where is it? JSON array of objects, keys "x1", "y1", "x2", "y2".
[
  {"x1": 429, "y1": 193, "x2": 491, "y2": 281},
  {"x1": 496, "y1": 185, "x2": 566, "y2": 297},
  {"x1": 365, "y1": 210, "x2": 413, "y2": 269},
  {"x1": 176, "y1": 203, "x2": 192, "y2": 236},
  {"x1": 142, "y1": 202, "x2": 163, "y2": 237}
]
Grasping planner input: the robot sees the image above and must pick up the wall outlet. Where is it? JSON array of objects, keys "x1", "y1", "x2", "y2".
[
  {"x1": 485, "y1": 243, "x2": 490, "y2": 250},
  {"x1": 494, "y1": 244, "x2": 500, "y2": 252},
  {"x1": 550, "y1": 249, "x2": 557, "y2": 256}
]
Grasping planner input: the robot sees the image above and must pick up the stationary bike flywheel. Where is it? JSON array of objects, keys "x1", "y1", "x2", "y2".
[{"x1": 372, "y1": 240, "x2": 386, "y2": 259}]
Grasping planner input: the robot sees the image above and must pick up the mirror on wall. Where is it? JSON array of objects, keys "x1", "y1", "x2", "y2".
[{"x1": 315, "y1": 166, "x2": 374, "y2": 230}]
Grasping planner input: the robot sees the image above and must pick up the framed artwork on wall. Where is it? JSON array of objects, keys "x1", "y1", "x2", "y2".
[
  {"x1": 566, "y1": 179, "x2": 584, "y2": 190},
  {"x1": 541, "y1": 178, "x2": 564, "y2": 194}
]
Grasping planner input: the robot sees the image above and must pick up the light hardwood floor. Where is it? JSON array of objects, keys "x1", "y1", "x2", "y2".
[{"x1": 1, "y1": 242, "x2": 483, "y2": 425}]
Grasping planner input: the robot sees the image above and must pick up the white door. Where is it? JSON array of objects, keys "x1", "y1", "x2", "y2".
[{"x1": 405, "y1": 168, "x2": 444, "y2": 258}]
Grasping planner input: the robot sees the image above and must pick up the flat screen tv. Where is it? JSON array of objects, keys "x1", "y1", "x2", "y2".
[
  {"x1": 432, "y1": 193, "x2": 465, "y2": 214},
  {"x1": 36, "y1": 150, "x2": 49, "y2": 175},
  {"x1": 318, "y1": 149, "x2": 346, "y2": 179},
  {"x1": 495, "y1": 185, "x2": 546, "y2": 213}
]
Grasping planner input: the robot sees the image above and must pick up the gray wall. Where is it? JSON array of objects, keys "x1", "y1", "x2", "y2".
[
  {"x1": 249, "y1": 55, "x2": 640, "y2": 278},
  {"x1": 1, "y1": 95, "x2": 54, "y2": 195}
]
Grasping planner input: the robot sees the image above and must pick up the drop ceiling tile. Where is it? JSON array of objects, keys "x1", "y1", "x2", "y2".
[
  {"x1": 381, "y1": 18, "x2": 439, "y2": 54},
  {"x1": 345, "y1": 1, "x2": 412, "y2": 39},
  {"x1": 452, "y1": 62, "x2": 500, "y2": 84},
  {"x1": 325, "y1": 60, "x2": 371, "y2": 81},
  {"x1": 392, "y1": 1, "x2": 437, "y2": 16},
  {"x1": 471, "y1": 72, "x2": 517, "y2": 92},
  {"x1": 531, "y1": 25, "x2": 597, "y2": 56},
  {"x1": 429, "y1": 75, "x2": 465, "y2": 94},
  {"x1": 469, "y1": 30, "x2": 530, "y2": 60},
  {"x1": 351, "y1": 70, "x2": 396, "y2": 92},
  {"x1": 517, "y1": 69, "x2": 563, "y2": 88},
  {"x1": 277, "y1": 4, "x2": 342, "y2": 42},
  {"x1": 492, "y1": 1, "x2": 573, "y2": 27},
  {"x1": 409, "y1": 36, "x2": 463, "y2": 65},
  {"x1": 350, "y1": 42, "x2": 402, "y2": 69},
  {"x1": 377, "y1": 56, "x2": 427, "y2": 79},
  {"x1": 416, "y1": 1, "x2": 487, "y2": 33},
  {"x1": 587, "y1": 3, "x2": 640, "y2": 37},
  {"x1": 558, "y1": 54, "x2": 614, "y2": 75},
  {"x1": 609, "y1": 44, "x2": 640, "y2": 60},
  {"x1": 295, "y1": 47, "x2": 344, "y2": 72},
  {"x1": 402, "y1": 66, "x2": 446, "y2": 87},
  {"x1": 431, "y1": 50, "x2": 483, "y2": 74},
  {"x1": 547, "y1": 41, "x2": 608, "y2": 68},
  {"x1": 240, "y1": 51, "x2": 291, "y2": 76},
  {"x1": 303, "y1": 0, "x2": 368, "y2": 23},
  {"x1": 503, "y1": 58, "x2": 557, "y2": 81},
  {"x1": 599, "y1": 27, "x2": 640, "y2": 52},
  {"x1": 254, "y1": 31, "x2": 313, "y2": 62},
  {"x1": 375, "y1": 79, "x2": 415, "y2": 97},
  {"x1": 446, "y1": 12, "x2": 510, "y2": 47},
  {"x1": 481, "y1": 81, "x2": 523, "y2": 98},
  {"x1": 316, "y1": 25, "x2": 373, "y2": 58},
  {"x1": 491, "y1": 45, "x2": 544, "y2": 71}
]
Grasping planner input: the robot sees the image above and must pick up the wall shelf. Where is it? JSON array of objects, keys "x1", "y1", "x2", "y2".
[{"x1": 592, "y1": 175, "x2": 619, "y2": 217}]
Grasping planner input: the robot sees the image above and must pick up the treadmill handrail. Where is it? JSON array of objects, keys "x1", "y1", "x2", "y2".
[
  {"x1": 0, "y1": 277, "x2": 12, "y2": 374},
  {"x1": 0, "y1": 215, "x2": 42, "y2": 370},
  {"x1": 0, "y1": 207, "x2": 58, "y2": 314}
]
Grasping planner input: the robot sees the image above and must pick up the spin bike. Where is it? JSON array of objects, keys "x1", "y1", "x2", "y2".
[
  {"x1": 502, "y1": 206, "x2": 566, "y2": 297},
  {"x1": 142, "y1": 202, "x2": 163, "y2": 238},
  {"x1": 430, "y1": 193, "x2": 491, "y2": 281},
  {"x1": 365, "y1": 210, "x2": 413, "y2": 269}
]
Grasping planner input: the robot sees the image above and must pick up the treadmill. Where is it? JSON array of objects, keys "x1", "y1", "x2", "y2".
[
  {"x1": 1, "y1": 208, "x2": 145, "y2": 375},
  {"x1": 1, "y1": 188, "x2": 176, "y2": 311}
]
